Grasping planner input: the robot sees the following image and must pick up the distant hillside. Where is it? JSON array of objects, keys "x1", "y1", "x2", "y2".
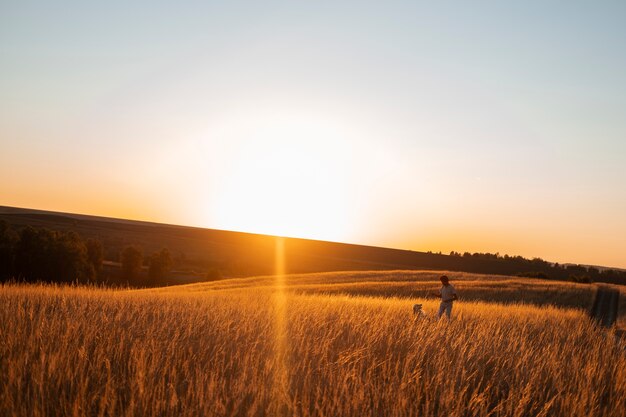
[{"x1": 1, "y1": 205, "x2": 625, "y2": 286}]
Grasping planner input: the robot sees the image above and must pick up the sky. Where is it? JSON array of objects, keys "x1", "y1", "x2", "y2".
[{"x1": 1, "y1": 1, "x2": 626, "y2": 268}]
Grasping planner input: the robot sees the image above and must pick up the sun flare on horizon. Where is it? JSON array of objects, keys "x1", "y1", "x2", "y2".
[{"x1": 207, "y1": 111, "x2": 369, "y2": 241}]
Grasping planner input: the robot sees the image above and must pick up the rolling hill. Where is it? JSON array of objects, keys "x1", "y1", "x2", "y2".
[{"x1": 1, "y1": 205, "x2": 625, "y2": 285}]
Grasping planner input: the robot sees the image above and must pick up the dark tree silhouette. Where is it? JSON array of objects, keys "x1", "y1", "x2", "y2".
[
  {"x1": 121, "y1": 246, "x2": 143, "y2": 281},
  {"x1": 0, "y1": 221, "x2": 17, "y2": 281},
  {"x1": 148, "y1": 248, "x2": 173, "y2": 282},
  {"x1": 86, "y1": 238, "x2": 104, "y2": 272},
  {"x1": 13, "y1": 226, "x2": 94, "y2": 283}
]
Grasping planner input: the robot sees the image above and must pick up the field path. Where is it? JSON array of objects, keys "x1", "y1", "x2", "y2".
[{"x1": 590, "y1": 286, "x2": 620, "y2": 327}]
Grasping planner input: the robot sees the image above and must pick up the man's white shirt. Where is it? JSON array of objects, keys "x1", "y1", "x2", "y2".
[{"x1": 440, "y1": 284, "x2": 457, "y2": 302}]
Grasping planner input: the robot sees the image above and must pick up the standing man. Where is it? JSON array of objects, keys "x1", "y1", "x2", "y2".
[{"x1": 431, "y1": 275, "x2": 458, "y2": 319}]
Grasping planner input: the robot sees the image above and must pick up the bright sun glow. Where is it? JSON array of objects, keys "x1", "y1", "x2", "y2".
[{"x1": 209, "y1": 110, "x2": 362, "y2": 241}]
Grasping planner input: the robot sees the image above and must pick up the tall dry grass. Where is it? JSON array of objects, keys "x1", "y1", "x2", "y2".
[{"x1": 1, "y1": 281, "x2": 624, "y2": 417}]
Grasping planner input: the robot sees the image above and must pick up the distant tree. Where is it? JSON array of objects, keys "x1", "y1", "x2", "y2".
[
  {"x1": 85, "y1": 238, "x2": 104, "y2": 272},
  {"x1": 0, "y1": 221, "x2": 18, "y2": 281},
  {"x1": 148, "y1": 248, "x2": 173, "y2": 282},
  {"x1": 53, "y1": 231, "x2": 95, "y2": 283},
  {"x1": 121, "y1": 246, "x2": 143, "y2": 281},
  {"x1": 565, "y1": 264, "x2": 587, "y2": 275},
  {"x1": 14, "y1": 226, "x2": 49, "y2": 281}
]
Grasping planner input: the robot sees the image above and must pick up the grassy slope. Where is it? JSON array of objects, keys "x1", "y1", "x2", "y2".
[
  {"x1": 2, "y1": 272, "x2": 625, "y2": 417},
  {"x1": 5, "y1": 207, "x2": 625, "y2": 286}
]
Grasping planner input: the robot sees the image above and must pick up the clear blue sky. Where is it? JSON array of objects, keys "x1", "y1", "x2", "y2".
[{"x1": 2, "y1": 1, "x2": 626, "y2": 267}]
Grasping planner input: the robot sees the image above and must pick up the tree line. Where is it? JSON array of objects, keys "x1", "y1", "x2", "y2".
[
  {"x1": 2, "y1": 220, "x2": 625, "y2": 286},
  {"x1": 447, "y1": 251, "x2": 626, "y2": 284},
  {"x1": 0, "y1": 221, "x2": 175, "y2": 286}
]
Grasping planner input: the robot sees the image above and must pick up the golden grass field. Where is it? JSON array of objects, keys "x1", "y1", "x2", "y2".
[{"x1": 1, "y1": 271, "x2": 625, "y2": 417}]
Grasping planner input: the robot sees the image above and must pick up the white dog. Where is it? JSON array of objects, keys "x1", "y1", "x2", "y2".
[{"x1": 413, "y1": 303, "x2": 425, "y2": 317}]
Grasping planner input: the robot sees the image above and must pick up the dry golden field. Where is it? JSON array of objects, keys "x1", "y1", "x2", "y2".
[
  {"x1": 170, "y1": 270, "x2": 599, "y2": 310},
  {"x1": 1, "y1": 271, "x2": 625, "y2": 417}
]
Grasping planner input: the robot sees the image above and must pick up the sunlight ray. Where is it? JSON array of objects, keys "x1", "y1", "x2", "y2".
[{"x1": 272, "y1": 236, "x2": 290, "y2": 414}]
